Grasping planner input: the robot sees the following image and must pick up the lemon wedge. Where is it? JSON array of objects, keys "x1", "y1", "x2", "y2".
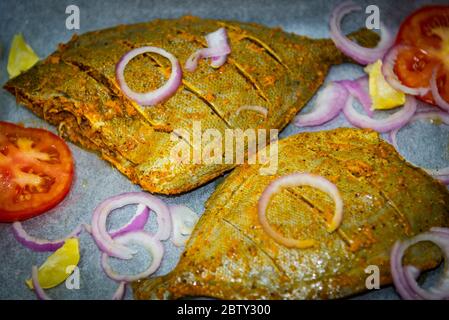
[
  {"x1": 365, "y1": 59, "x2": 406, "y2": 110},
  {"x1": 7, "y1": 33, "x2": 39, "y2": 79},
  {"x1": 26, "y1": 238, "x2": 80, "y2": 289}
]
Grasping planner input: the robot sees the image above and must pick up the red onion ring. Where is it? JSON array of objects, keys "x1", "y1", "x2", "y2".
[
  {"x1": 91, "y1": 192, "x2": 171, "y2": 260},
  {"x1": 382, "y1": 45, "x2": 430, "y2": 96},
  {"x1": 185, "y1": 28, "x2": 231, "y2": 72},
  {"x1": 338, "y1": 76, "x2": 373, "y2": 117},
  {"x1": 82, "y1": 223, "x2": 92, "y2": 234},
  {"x1": 12, "y1": 222, "x2": 84, "y2": 252},
  {"x1": 329, "y1": 1, "x2": 394, "y2": 65},
  {"x1": 430, "y1": 66, "x2": 449, "y2": 112},
  {"x1": 389, "y1": 111, "x2": 449, "y2": 180},
  {"x1": 390, "y1": 229, "x2": 449, "y2": 300},
  {"x1": 169, "y1": 205, "x2": 199, "y2": 247},
  {"x1": 235, "y1": 105, "x2": 268, "y2": 118},
  {"x1": 112, "y1": 282, "x2": 127, "y2": 300},
  {"x1": 115, "y1": 46, "x2": 182, "y2": 106},
  {"x1": 109, "y1": 204, "x2": 150, "y2": 238},
  {"x1": 294, "y1": 82, "x2": 349, "y2": 127},
  {"x1": 258, "y1": 173, "x2": 343, "y2": 249},
  {"x1": 390, "y1": 242, "x2": 416, "y2": 300},
  {"x1": 343, "y1": 94, "x2": 417, "y2": 133},
  {"x1": 101, "y1": 231, "x2": 164, "y2": 282},
  {"x1": 431, "y1": 227, "x2": 449, "y2": 236},
  {"x1": 416, "y1": 102, "x2": 436, "y2": 114},
  {"x1": 435, "y1": 175, "x2": 449, "y2": 185},
  {"x1": 31, "y1": 265, "x2": 51, "y2": 300},
  {"x1": 205, "y1": 27, "x2": 230, "y2": 68}
]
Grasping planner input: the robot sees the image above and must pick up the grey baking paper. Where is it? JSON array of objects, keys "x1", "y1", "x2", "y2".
[{"x1": 0, "y1": 0, "x2": 448, "y2": 299}]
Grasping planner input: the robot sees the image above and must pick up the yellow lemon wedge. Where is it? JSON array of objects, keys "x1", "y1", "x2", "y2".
[
  {"x1": 7, "y1": 33, "x2": 39, "y2": 79},
  {"x1": 26, "y1": 238, "x2": 80, "y2": 290},
  {"x1": 365, "y1": 59, "x2": 406, "y2": 110}
]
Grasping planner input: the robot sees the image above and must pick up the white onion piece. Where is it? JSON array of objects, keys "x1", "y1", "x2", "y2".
[
  {"x1": 115, "y1": 46, "x2": 182, "y2": 106},
  {"x1": 91, "y1": 192, "x2": 171, "y2": 260},
  {"x1": 82, "y1": 223, "x2": 92, "y2": 234},
  {"x1": 12, "y1": 222, "x2": 83, "y2": 252},
  {"x1": 390, "y1": 230, "x2": 449, "y2": 300},
  {"x1": 390, "y1": 242, "x2": 416, "y2": 300},
  {"x1": 436, "y1": 175, "x2": 449, "y2": 185},
  {"x1": 416, "y1": 102, "x2": 436, "y2": 114},
  {"x1": 206, "y1": 28, "x2": 230, "y2": 68},
  {"x1": 389, "y1": 111, "x2": 449, "y2": 178},
  {"x1": 185, "y1": 28, "x2": 231, "y2": 72},
  {"x1": 343, "y1": 94, "x2": 417, "y2": 133},
  {"x1": 169, "y1": 205, "x2": 199, "y2": 247},
  {"x1": 339, "y1": 76, "x2": 373, "y2": 117},
  {"x1": 31, "y1": 266, "x2": 51, "y2": 300},
  {"x1": 109, "y1": 204, "x2": 150, "y2": 238},
  {"x1": 112, "y1": 282, "x2": 127, "y2": 300},
  {"x1": 236, "y1": 105, "x2": 268, "y2": 118},
  {"x1": 294, "y1": 82, "x2": 348, "y2": 127},
  {"x1": 431, "y1": 227, "x2": 449, "y2": 236},
  {"x1": 430, "y1": 66, "x2": 449, "y2": 112},
  {"x1": 382, "y1": 45, "x2": 430, "y2": 96},
  {"x1": 185, "y1": 47, "x2": 230, "y2": 72},
  {"x1": 101, "y1": 231, "x2": 164, "y2": 282},
  {"x1": 258, "y1": 173, "x2": 343, "y2": 249},
  {"x1": 329, "y1": 1, "x2": 394, "y2": 65}
]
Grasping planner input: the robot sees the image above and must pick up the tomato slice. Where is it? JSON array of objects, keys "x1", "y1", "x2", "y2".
[
  {"x1": 0, "y1": 122, "x2": 74, "y2": 222},
  {"x1": 395, "y1": 5, "x2": 449, "y2": 105}
]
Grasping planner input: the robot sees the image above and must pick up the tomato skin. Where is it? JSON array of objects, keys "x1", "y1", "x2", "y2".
[
  {"x1": 396, "y1": 6, "x2": 449, "y2": 50},
  {"x1": 395, "y1": 5, "x2": 449, "y2": 106},
  {"x1": 0, "y1": 122, "x2": 74, "y2": 222}
]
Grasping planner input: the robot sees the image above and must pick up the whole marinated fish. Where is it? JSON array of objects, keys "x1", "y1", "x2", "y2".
[
  {"x1": 133, "y1": 128, "x2": 449, "y2": 299},
  {"x1": 4, "y1": 16, "x2": 378, "y2": 194}
]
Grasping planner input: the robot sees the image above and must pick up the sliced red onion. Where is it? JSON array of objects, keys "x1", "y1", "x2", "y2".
[
  {"x1": 12, "y1": 222, "x2": 83, "y2": 252},
  {"x1": 338, "y1": 76, "x2": 373, "y2": 117},
  {"x1": 258, "y1": 173, "x2": 343, "y2": 248},
  {"x1": 101, "y1": 231, "x2": 164, "y2": 282},
  {"x1": 112, "y1": 282, "x2": 127, "y2": 300},
  {"x1": 31, "y1": 266, "x2": 51, "y2": 300},
  {"x1": 343, "y1": 94, "x2": 417, "y2": 133},
  {"x1": 185, "y1": 28, "x2": 231, "y2": 72},
  {"x1": 294, "y1": 82, "x2": 348, "y2": 127},
  {"x1": 169, "y1": 205, "x2": 199, "y2": 247},
  {"x1": 236, "y1": 105, "x2": 268, "y2": 118},
  {"x1": 382, "y1": 45, "x2": 430, "y2": 96},
  {"x1": 416, "y1": 102, "x2": 436, "y2": 114},
  {"x1": 185, "y1": 47, "x2": 230, "y2": 72},
  {"x1": 329, "y1": 1, "x2": 394, "y2": 65},
  {"x1": 389, "y1": 111, "x2": 449, "y2": 178},
  {"x1": 205, "y1": 28, "x2": 230, "y2": 68},
  {"x1": 391, "y1": 230, "x2": 449, "y2": 300},
  {"x1": 91, "y1": 192, "x2": 171, "y2": 260},
  {"x1": 436, "y1": 175, "x2": 449, "y2": 185},
  {"x1": 82, "y1": 223, "x2": 92, "y2": 234},
  {"x1": 109, "y1": 204, "x2": 150, "y2": 238},
  {"x1": 431, "y1": 227, "x2": 449, "y2": 236},
  {"x1": 430, "y1": 66, "x2": 449, "y2": 112},
  {"x1": 115, "y1": 46, "x2": 182, "y2": 106},
  {"x1": 390, "y1": 242, "x2": 416, "y2": 300}
]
